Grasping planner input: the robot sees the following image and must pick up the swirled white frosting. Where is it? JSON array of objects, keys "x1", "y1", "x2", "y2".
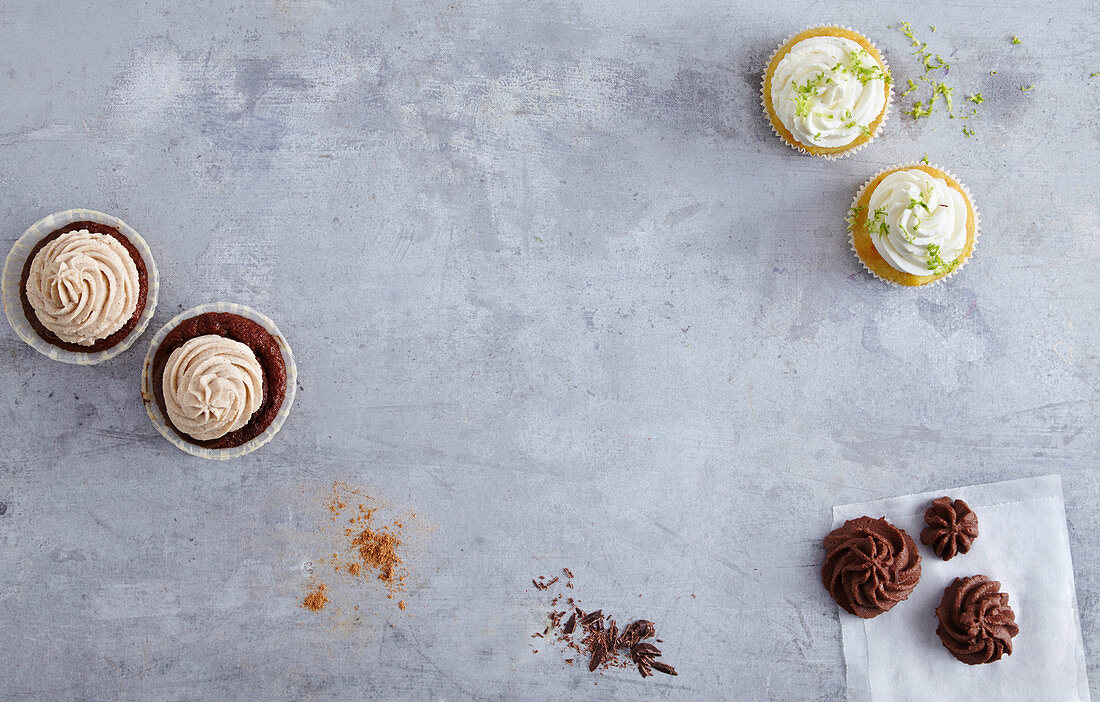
[
  {"x1": 163, "y1": 334, "x2": 264, "y2": 441},
  {"x1": 26, "y1": 229, "x2": 140, "y2": 345},
  {"x1": 771, "y1": 35, "x2": 888, "y2": 148},
  {"x1": 866, "y1": 169, "x2": 968, "y2": 276}
]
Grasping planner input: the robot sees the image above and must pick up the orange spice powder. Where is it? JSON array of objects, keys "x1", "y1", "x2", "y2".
[
  {"x1": 350, "y1": 527, "x2": 402, "y2": 583},
  {"x1": 302, "y1": 583, "x2": 329, "y2": 612},
  {"x1": 301, "y1": 481, "x2": 413, "y2": 614}
]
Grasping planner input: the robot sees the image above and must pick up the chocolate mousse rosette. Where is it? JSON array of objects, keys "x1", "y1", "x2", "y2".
[
  {"x1": 2, "y1": 209, "x2": 159, "y2": 364},
  {"x1": 822, "y1": 516, "x2": 921, "y2": 618},
  {"x1": 141, "y1": 302, "x2": 297, "y2": 459},
  {"x1": 921, "y1": 496, "x2": 979, "y2": 561},
  {"x1": 935, "y1": 575, "x2": 1019, "y2": 665}
]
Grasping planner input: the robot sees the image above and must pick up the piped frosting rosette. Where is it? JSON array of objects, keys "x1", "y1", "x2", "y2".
[
  {"x1": 921, "y1": 497, "x2": 979, "y2": 561},
  {"x1": 822, "y1": 516, "x2": 922, "y2": 618},
  {"x1": 849, "y1": 163, "x2": 979, "y2": 286},
  {"x1": 935, "y1": 575, "x2": 1019, "y2": 665},
  {"x1": 2, "y1": 209, "x2": 158, "y2": 364},
  {"x1": 761, "y1": 26, "x2": 893, "y2": 159},
  {"x1": 162, "y1": 335, "x2": 265, "y2": 442},
  {"x1": 141, "y1": 302, "x2": 297, "y2": 460},
  {"x1": 26, "y1": 230, "x2": 140, "y2": 345}
]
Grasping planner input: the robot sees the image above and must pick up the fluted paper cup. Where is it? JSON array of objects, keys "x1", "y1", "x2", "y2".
[{"x1": 2, "y1": 208, "x2": 159, "y2": 364}]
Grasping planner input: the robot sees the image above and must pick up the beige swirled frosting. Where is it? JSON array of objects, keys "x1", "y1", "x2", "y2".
[
  {"x1": 163, "y1": 335, "x2": 264, "y2": 441},
  {"x1": 26, "y1": 230, "x2": 140, "y2": 345}
]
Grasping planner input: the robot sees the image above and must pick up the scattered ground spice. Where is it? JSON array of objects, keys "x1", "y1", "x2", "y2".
[
  {"x1": 302, "y1": 583, "x2": 329, "y2": 612},
  {"x1": 300, "y1": 481, "x2": 414, "y2": 615},
  {"x1": 351, "y1": 527, "x2": 402, "y2": 583},
  {"x1": 531, "y1": 569, "x2": 678, "y2": 680}
]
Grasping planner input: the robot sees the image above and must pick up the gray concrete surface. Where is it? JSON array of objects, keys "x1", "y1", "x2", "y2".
[{"x1": 1, "y1": 1, "x2": 1098, "y2": 699}]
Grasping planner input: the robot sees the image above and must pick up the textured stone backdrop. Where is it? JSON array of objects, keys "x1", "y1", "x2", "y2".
[{"x1": 1, "y1": 1, "x2": 1097, "y2": 699}]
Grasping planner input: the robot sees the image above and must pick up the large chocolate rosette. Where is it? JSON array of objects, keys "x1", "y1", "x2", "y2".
[
  {"x1": 822, "y1": 516, "x2": 922, "y2": 618},
  {"x1": 936, "y1": 575, "x2": 1019, "y2": 665}
]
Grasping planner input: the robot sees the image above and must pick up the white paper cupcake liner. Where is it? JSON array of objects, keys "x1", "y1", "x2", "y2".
[
  {"x1": 141, "y1": 302, "x2": 298, "y2": 460},
  {"x1": 760, "y1": 25, "x2": 894, "y2": 161},
  {"x1": 847, "y1": 162, "x2": 980, "y2": 288},
  {"x1": 2, "y1": 208, "x2": 159, "y2": 365}
]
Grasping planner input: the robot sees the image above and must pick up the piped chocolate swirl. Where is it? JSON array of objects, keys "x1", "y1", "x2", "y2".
[
  {"x1": 935, "y1": 575, "x2": 1019, "y2": 665},
  {"x1": 822, "y1": 516, "x2": 922, "y2": 618},
  {"x1": 921, "y1": 496, "x2": 979, "y2": 561}
]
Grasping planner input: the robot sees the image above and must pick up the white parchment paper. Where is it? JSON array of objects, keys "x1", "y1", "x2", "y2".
[{"x1": 833, "y1": 475, "x2": 1090, "y2": 702}]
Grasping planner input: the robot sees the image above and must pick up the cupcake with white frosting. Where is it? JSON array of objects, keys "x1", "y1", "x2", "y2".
[
  {"x1": 2, "y1": 210, "x2": 158, "y2": 364},
  {"x1": 848, "y1": 164, "x2": 978, "y2": 286},
  {"x1": 142, "y1": 303, "x2": 296, "y2": 458},
  {"x1": 762, "y1": 26, "x2": 892, "y2": 158}
]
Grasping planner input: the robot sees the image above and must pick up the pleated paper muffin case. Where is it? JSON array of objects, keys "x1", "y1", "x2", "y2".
[
  {"x1": 2, "y1": 208, "x2": 159, "y2": 365},
  {"x1": 761, "y1": 25, "x2": 894, "y2": 161},
  {"x1": 141, "y1": 302, "x2": 298, "y2": 460},
  {"x1": 848, "y1": 162, "x2": 980, "y2": 288}
]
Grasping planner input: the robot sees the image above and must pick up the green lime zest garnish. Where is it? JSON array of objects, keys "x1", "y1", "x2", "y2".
[
  {"x1": 967, "y1": 93, "x2": 984, "y2": 104},
  {"x1": 922, "y1": 53, "x2": 948, "y2": 72},
  {"x1": 920, "y1": 154, "x2": 930, "y2": 164},
  {"x1": 908, "y1": 195, "x2": 932, "y2": 214},
  {"x1": 906, "y1": 101, "x2": 932, "y2": 118},
  {"x1": 869, "y1": 207, "x2": 890, "y2": 239},
  {"x1": 791, "y1": 71, "x2": 828, "y2": 117},
  {"x1": 926, "y1": 243, "x2": 943, "y2": 270},
  {"x1": 848, "y1": 49, "x2": 890, "y2": 85},
  {"x1": 896, "y1": 21, "x2": 919, "y2": 46},
  {"x1": 901, "y1": 78, "x2": 918, "y2": 97},
  {"x1": 927, "y1": 243, "x2": 962, "y2": 275},
  {"x1": 962, "y1": 126, "x2": 975, "y2": 137},
  {"x1": 846, "y1": 204, "x2": 866, "y2": 227},
  {"x1": 1011, "y1": 36, "x2": 1021, "y2": 45},
  {"x1": 841, "y1": 109, "x2": 859, "y2": 130},
  {"x1": 1021, "y1": 84, "x2": 1034, "y2": 91},
  {"x1": 933, "y1": 83, "x2": 954, "y2": 117}
]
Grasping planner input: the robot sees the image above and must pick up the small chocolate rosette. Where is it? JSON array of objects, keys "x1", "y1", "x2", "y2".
[
  {"x1": 921, "y1": 496, "x2": 979, "y2": 560},
  {"x1": 935, "y1": 575, "x2": 1019, "y2": 665},
  {"x1": 822, "y1": 516, "x2": 921, "y2": 618}
]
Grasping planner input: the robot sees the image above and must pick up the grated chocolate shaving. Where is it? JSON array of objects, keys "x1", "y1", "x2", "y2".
[{"x1": 531, "y1": 568, "x2": 678, "y2": 680}]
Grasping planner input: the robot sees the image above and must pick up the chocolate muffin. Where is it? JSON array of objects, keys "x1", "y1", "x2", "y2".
[
  {"x1": 19, "y1": 221, "x2": 148, "y2": 352},
  {"x1": 935, "y1": 575, "x2": 1019, "y2": 665},
  {"x1": 822, "y1": 516, "x2": 922, "y2": 618},
  {"x1": 151, "y1": 312, "x2": 286, "y2": 449}
]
